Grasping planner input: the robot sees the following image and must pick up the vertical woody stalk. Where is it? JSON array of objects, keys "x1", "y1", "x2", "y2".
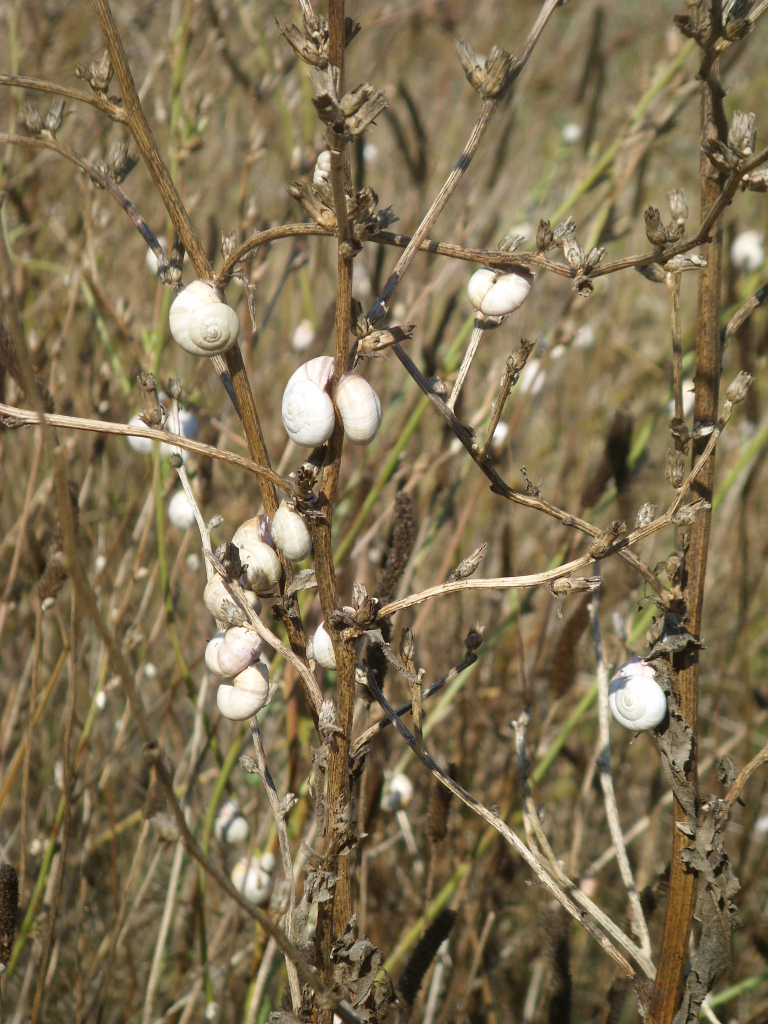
[
  {"x1": 648, "y1": 53, "x2": 723, "y2": 1024},
  {"x1": 311, "y1": 0, "x2": 357, "y2": 993}
]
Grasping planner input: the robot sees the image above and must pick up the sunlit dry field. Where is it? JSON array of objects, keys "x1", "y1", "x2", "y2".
[{"x1": 1, "y1": 1, "x2": 768, "y2": 1022}]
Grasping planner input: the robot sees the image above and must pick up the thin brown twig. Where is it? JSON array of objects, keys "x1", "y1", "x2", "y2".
[
  {"x1": 0, "y1": 403, "x2": 290, "y2": 490},
  {"x1": 0, "y1": 73, "x2": 126, "y2": 121}
]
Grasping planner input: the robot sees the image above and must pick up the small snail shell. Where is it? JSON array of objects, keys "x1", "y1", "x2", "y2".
[
  {"x1": 232, "y1": 515, "x2": 272, "y2": 549},
  {"x1": 281, "y1": 358, "x2": 336, "y2": 447},
  {"x1": 259, "y1": 850, "x2": 276, "y2": 874},
  {"x1": 270, "y1": 501, "x2": 312, "y2": 562},
  {"x1": 310, "y1": 621, "x2": 336, "y2": 670},
  {"x1": 216, "y1": 660, "x2": 270, "y2": 721},
  {"x1": 313, "y1": 150, "x2": 331, "y2": 186},
  {"x1": 730, "y1": 229, "x2": 764, "y2": 273},
  {"x1": 127, "y1": 414, "x2": 154, "y2": 454},
  {"x1": 214, "y1": 799, "x2": 250, "y2": 844},
  {"x1": 204, "y1": 576, "x2": 244, "y2": 626},
  {"x1": 292, "y1": 318, "x2": 315, "y2": 353},
  {"x1": 608, "y1": 658, "x2": 667, "y2": 731},
  {"x1": 231, "y1": 856, "x2": 272, "y2": 904},
  {"x1": 467, "y1": 267, "x2": 534, "y2": 317},
  {"x1": 215, "y1": 626, "x2": 264, "y2": 676},
  {"x1": 169, "y1": 280, "x2": 239, "y2": 356},
  {"x1": 232, "y1": 517, "x2": 281, "y2": 594},
  {"x1": 205, "y1": 630, "x2": 227, "y2": 674},
  {"x1": 187, "y1": 303, "x2": 239, "y2": 355},
  {"x1": 168, "y1": 490, "x2": 196, "y2": 531},
  {"x1": 381, "y1": 772, "x2": 414, "y2": 812},
  {"x1": 335, "y1": 374, "x2": 382, "y2": 445}
]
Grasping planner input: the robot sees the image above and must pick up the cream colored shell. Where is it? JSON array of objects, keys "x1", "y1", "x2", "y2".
[
  {"x1": 270, "y1": 501, "x2": 312, "y2": 562},
  {"x1": 310, "y1": 621, "x2": 336, "y2": 670},
  {"x1": 216, "y1": 660, "x2": 270, "y2": 720},
  {"x1": 281, "y1": 357, "x2": 336, "y2": 447},
  {"x1": 232, "y1": 517, "x2": 282, "y2": 594},
  {"x1": 215, "y1": 626, "x2": 264, "y2": 676},
  {"x1": 169, "y1": 280, "x2": 240, "y2": 356},
  {"x1": 467, "y1": 268, "x2": 533, "y2": 317},
  {"x1": 335, "y1": 374, "x2": 382, "y2": 445},
  {"x1": 608, "y1": 658, "x2": 667, "y2": 731},
  {"x1": 204, "y1": 576, "x2": 244, "y2": 626}
]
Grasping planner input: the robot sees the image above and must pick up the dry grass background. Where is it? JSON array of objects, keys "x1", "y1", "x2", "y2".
[{"x1": 1, "y1": 1, "x2": 768, "y2": 1022}]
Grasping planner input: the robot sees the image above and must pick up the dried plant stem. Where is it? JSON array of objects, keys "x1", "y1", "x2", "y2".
[
  {"x1": 141, "y1": 839, "x2": 185, "y2": 1024},
  {"x1": 310, "y1": 0, "x2": 358, "y2": 984},
  {"x1": 667, "y1": 272, "x2": 684, "y2": 424},
  {"x1": 649, "y1": 48, "x2": 723, "y2": 1024},
  {"x1": 589, "y1": 594, "x2": 653, "y2": 959},
  {"x1": 0, "y1": 132, "x2": 163, "y2": 261},
  {"x1": 90, "y1": 0, "x2": 210, "y2": 276},
  {"x1": 249, "y1": 721, "x2": 301, "y2": 1012},
  {"x1": 0, "y1": 73, "x2": 126, "y2": 119},
  {"x1": 0, "y1": 403, "x2": 289, "y2": 490},
  {"x1": 365, "y1": 674, "x2": 654, "y2": 980},
  {"x1": 447, "y1": 320, "x2": 486, "y2": 411}
]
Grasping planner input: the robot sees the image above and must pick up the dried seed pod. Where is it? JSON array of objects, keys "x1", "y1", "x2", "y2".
[
  {"x1": 281, "y1": 357, "x2": 336, "y2": 446},
  {"x1": 467, "y1": 267, "x2": 534, "y2": 317},
  {"x1": 310, "y1": 621, "x2": 336, "y2": 669},
  {"x1": 334, "y1": 374, "x2": 382, "y2": 445},
  {"x1": 608, "y1": 658, "x2": 667, "y2": 731},
  {"x1": 270, "y1": 501, "x2": 312, "y2": 561},
  {"x1": 216, "y1": 626, "x2": 264, "y2": 676},
  {"x1": 216, "y1": 660, "x2": 270, "y2": 721},
  {"x1": 169, "y1": 281, "x2": 239, "y2": 357},
  {"x1": 204, "y1": 577, "x2": 244, "y2": 626}
]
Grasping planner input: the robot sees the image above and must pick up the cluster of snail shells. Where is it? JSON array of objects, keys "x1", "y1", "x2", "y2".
[
  {"x1": 608, "y1": 658, "x2": 667, "y2": 732},
  {"x1": 281, "y1": 356, "x2": 382, "y2": 447},
  {"x1": 467, "y1": 267, "x2": 534, "y2": 317},
  {"x1": 205, "y1": 625, "x2": 271, "y2": 721},
  {"x1": 169, "y1": 280, "x2": 240, "y2": 357}
]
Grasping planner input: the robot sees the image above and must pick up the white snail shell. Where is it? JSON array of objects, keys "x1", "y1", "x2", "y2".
[
  {"x1": 381, "y1": 772, "x2": 414, "y2": 812},
  {"x1": 270, "y1": 501, "x2": 312, "y2": 562},
  {"x1": 205, "y1": 630, "x2": 227, "y2": 674},
  {"x1": 259, "y1": 850, "x2": 276, "y2": 874},
  {"x1": 213, "y1": 798, "x2": 250, "y2": 844},
  {"x1": 168, "y1": 489, "x2": 196, "y2": 531},
  {"x1": 292, "y1": 318, "x2": 316, "y2": 353},
  {"x1": 216, "y1": 660, "x2": 270, "y2": 721},
  {"x1": 281, "y1": 357, "x2": 336, "y2": 447},
  {"x1": 215, "y1": 626, "x2": 264, "y2": 676},
  {"x1": 232, "y1": 517, "x2": 281, "y2": 594},
  {"x1": 187, "y1": 303, "x2": 239, "y2": 355},
  {"x1": 467, "y1": 267, "x2": 534, "y2": 317},
  {"x1": 169, "y1": 280, "x2": 239, "y2": 356},
  {"x1": 730, "y1": 229, "x2": 764, "y2": 273},
  {"x1": 127, "y1": 414, "x2": 154, "y2": 454},
  {"x1": 608, "y1": 658, "x2": 667, "y2": 731},
  {"x1": 310, "y1": 621, "x2": 336, "y2": 670},
  {"x1": 204, "y1": 576, "x2": 245, "y2": 626},
  {"x1": 335, "y1": 374, "x2": 382, "y2": 445},
  {"x1": 313, "y1": 150, "x2": 332, "y2": 187},
  {"x1": 231, "y1": 856, "x2": 272, "y2": 904}
]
